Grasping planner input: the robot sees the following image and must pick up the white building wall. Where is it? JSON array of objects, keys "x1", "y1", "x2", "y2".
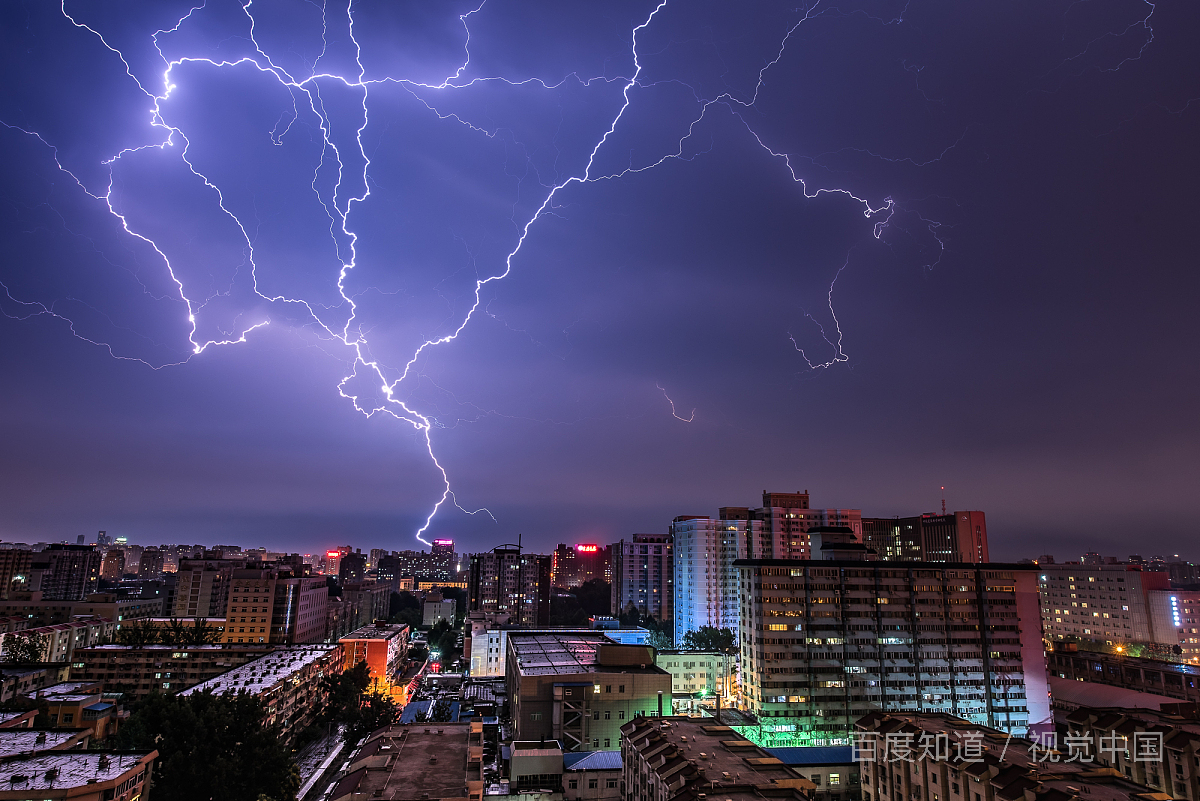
[{"x1": 672, "y1": 518, "x2": 754, "y2": 646}]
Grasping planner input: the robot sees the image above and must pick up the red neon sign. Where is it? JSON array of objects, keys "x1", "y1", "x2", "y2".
[
  {"x1": 326, "y1": 551, "x2": 339, "y2": 558},
  {"x1": 576, "y1": 544, "x2": 598, "y2": 552}
]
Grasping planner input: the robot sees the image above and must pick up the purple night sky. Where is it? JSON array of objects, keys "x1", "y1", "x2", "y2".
[{"x1": 0, "y1": 0, "x2": 1196, "y2": 559}]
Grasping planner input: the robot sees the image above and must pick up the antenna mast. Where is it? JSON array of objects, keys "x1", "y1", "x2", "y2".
[{"x1": 941, "y1": 486, "x2": 946, "y2": 515}]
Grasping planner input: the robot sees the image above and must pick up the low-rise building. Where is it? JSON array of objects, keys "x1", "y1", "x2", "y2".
[
  {"x1": 763, "y1": 746, "x2": 858, "y2": 801},
  {"x1": 621, "y1": 715, "x2": 815, "y2": 801},
  {"x1": 37, "y1": 681, "x2": 117, "y2": 739},
  {"x1": 507, "y1": 632, "x2": 673, "y2": 751},
  {"x1": 0, "y1": 709, "x2": 37, "y2": 729},
  {"x1": 5, "y1": 617, "x2": 116, "y2": 664},
  {"x1": 0, "y1": 663, "x2": 70, "y2": 703},
  {"x1": 328, "y1": 722, "x2": 484, "y2": 801},
  {"x1": 656, "y1": 651, "x2": 735, "y2": 713},
  {"x1": 424, "y1": 594, "x2": 458, "y2": 627},
  {"x1": 70, "y1": 643, "x2": 275, "y2": 697},
  {"x1": 0, "y1": 750, "x2": 156, "y2": 801},
  {"x1": 1063, "y1": 705, "x2": 1200, "y2": 799},
  {"x1": 564, "y1": 750, "x2": 623, "y2": 801},
  {"x1": 856, "y1": 712, "x2": 1174, "y2": 801},
  {"x1": 0, "y1": 727, "x2": 91, "y2": 758},
  {"x1": 179, "y1": 644, "x2": 342, "y2": 745},
  {"x1": 339, "y1": 623, "x2": 410, "y2": 697},
  {"x1": 1045, "y1": 649, "x2": 1200, "y2": 705}
]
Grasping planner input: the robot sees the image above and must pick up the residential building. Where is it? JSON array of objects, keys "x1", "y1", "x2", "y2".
[
  {"x1": 173, "y1": 555, "x2": 243, "y2": 617},
  {"x1": 327, "y1": 722, "x2": 484, "y2": 801},
  {"x1": 1038, "y1": 564, "x2": 1172, "y2": 646},
  {"x1": 0, "y1": 727, "x2": 91, "y2": 758},
  {"x1": 621, "y1": 715, "x2": 816, "y2": 801},
  {"x1": 179, "y1": 644, "x2": 342, "y2": 744},
  {"x1": 0, "y1": 709, "x2": 36, "y2": 729},
  {"x1": 468, "y1": 547, "x2": 552, "y2": 628},
  {"x1": 0, "y1": 549, "x2": 33, "y2": 598},
  {"x1": 342, "y1": 580, "x2": 390, "y2": 629},
  {"x1": 100, "y1": 549, "x2": 125, "y2": 581},
  {"x1": 339, "y1": 622, "x2": 410, "y2": 698},
  {"x1": 505, "y1": 632, "x2": 672, "y2": 751},
  {"x1": 655, "y1": 650, "x2": 735, "y2": 712},
  {"x1": 376, "y1": 554, "x2": 403, "y2": 592},
  {"x1": 339, "y1": 550, "x2": 367, "y2": 583},
  {"x1": 0, "y1": 594, "x2": 164, "y2": 627},
  {"x1": 273, "y1": 574, "x2": 330, "y2": 644},
  {"x1": 137, "y1": 548, "x2": 165, "y2": 579},
  {"x1": 735, "y1": 559, "x2": 1050, "y2": 746},
  {"x1": 0, "y1": 750, "x2": 157, "y2": 801},
  {"x1": 70, "y1": 643, "x2": 274, "y2": 697},
  {"x1": 1044, "y1": 649, "x2": 1200, "y2": 704},
  {"x1": 765, "y1": 746, "x2": 859, "y2": 801},
  {"x1": 611, "y1": 534, "x2": 673, "y2": 621},
  {"x1": 673, "y1": 516, "x2": 750, "y2": 643},
  {"x1": 1063, "y1": 705, "x2": 1200, "y2": 799},
  {"x1": 5, "y1": 617, "x2": 117, "y2": 664},
  {"x1": 423, "y1": 593, "x2": 457, "y2": 626},
  {"x1": 221, "y1": 567, "x2": 330, "y2": 645},
  {"x1": 859, "y1": 512, "x2": 989, "y2": 563},
  {"x1": 37, "y1": 681, "x2": 117, "y2": 738},
  {"x1": 466, "y1": 611, "x2": 513, "y2": 678},
  {"x1": 0, "y1": 664, "x2": 71, "y2": 703},
  {"x1": 30, "y1": 544, "x2": 101, "y2": 601},
  {"x1": 553, "y1": 543, "x2": 613, "y2": 588},
  {"x1": 857, "y1": 712, "x2": 1176, "y2": 801},
  {"x1": 1147, "y1": 588, "x2": 1200, "y2": 662}
]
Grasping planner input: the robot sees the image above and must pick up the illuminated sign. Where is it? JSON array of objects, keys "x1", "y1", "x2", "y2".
[
  {"x1": 327, "y1": 551, "x2": 339, "y2": 558},
  {"x1": 433, "y1": 539, "x2": 454, "y2": 546},
  {"x1": 576, "y1": 544, "x2": 599, "y2": 553}
]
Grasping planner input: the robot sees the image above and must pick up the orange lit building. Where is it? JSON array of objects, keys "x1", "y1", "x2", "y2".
[{"x1": 338, "y1": 623, "x2": 410, "y2": 699}]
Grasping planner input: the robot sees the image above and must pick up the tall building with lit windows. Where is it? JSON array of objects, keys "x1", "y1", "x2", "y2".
[
  {"x1": 860, "y1": 512, "x2": 989, "y2": 563},
  {"x1": 468, "y1": 547, "x2": 551, "y2": 628},
  {"x1": 611, "y1": 534, "x2": 672, "y2": 621},
  {"x1": 1038, "y1": 563, "x2": 1171, "y2": 646},
  {"x1": 735, "y1": 558, "x2": 1050, "y2": 748}
]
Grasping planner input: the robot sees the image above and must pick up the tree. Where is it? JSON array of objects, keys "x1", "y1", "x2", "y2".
[
  {"x1": 681, "y1": 626, "x2": 735, "y2": 653},
  {"x1": 2, "y1": 632, "x2": 47, "y2": 663},
  {"x1": 318, "y1": 661, "x2": 399, "y2": 738},
  {"x1": 159, "y1": 618, "x2": 222, "y2": 646},
  {"x1": 117, "y1": 618, "x2": 161, "y2": 647},
  {"x1": 549, "y1": 592, "x2": 587, "y2": 626},
  {"x1": 575, "y1": 579, "x2": 611, "y2": 617},
  {"x1": 116, "y1": 691, "x2": 299, "y2": 801},
  {"x1": 389, "y1": 592, "x2": 422, "y2": 629}
]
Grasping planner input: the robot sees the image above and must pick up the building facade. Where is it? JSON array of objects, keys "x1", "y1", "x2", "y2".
[
  {"x1": 611, "y1": 535, "x2": 672, "y2": 622},
  {"x1": 736, "y1": 559, "x2": 1050, "y2": 746},
  {"x1": 71, "y1": 643, "x2": 274, "y2": 697},
  {"x1": 339, "y1": 622, "x2": 410, "y2": 697},
  {"x1": 468, "y1": 548, "x2": 551, "y2": 628},
  {"x1": 31, "y1": 545, "x2": 101, "y2": 601},
  {"x1": 552, "y1": 544, "x2": 613, "y2": 588},
  {"x1": 1038, "y1": 564, "x2": 1172, "y2": 646},
  {"x1": 860, "y1": 512, "x2": 989, "y2": 563}
]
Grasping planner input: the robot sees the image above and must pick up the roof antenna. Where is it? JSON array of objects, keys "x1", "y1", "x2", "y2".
[{"x1": 941, "y1": 487, "x2": 946, "y2": 515}]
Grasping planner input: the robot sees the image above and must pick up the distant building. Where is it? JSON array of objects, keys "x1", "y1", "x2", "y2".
[
  {"x1": 71, "y1": 643, "x2": 274, "y2": 698},
  {"x1": 36, "y1": 680, "x2": 117, "y2": 738},
  {"x1": 423, "y1": 593, "x2": 457, "y2": 627},
  {"x1": 31, "y1": 544, "x2": 101, "y2": 601},
  {"x1": 465, "y1": 611, "x2": 513, "y2": 678},
  {"x1": 736, "y1": 559, "x2": 1050, "y2": 745},
  {"x1": 221, "y1": 566, "x2": 329, "y2": 645},
  {"x1": 1038, "y1": 563, "x2": 1173, "y2": 646},
  {"x1": 611, "y1": 534, "x2": 672, "y2": 621},
  {"x1": 1045, "y1": 649, "x2": 1200, "y2": 705},
  {"x1": 0, "y1": 594, "x2": 164, "y2": 627},
  {"x1": 339, "y1": 550, "x2": 367, "y2": 584},
  {"x1": 99, "y1": 549, "x2": 126, "y2": 581},
  {"x1": 506, "y1": 632, "x2": 671, "y2": 751},
  {"x1": 0, "y1": 663, "x2": 71, "y2": 704},
  {"x1": 1149, "y1": 588, "x2": 1200, "y2": 663},
  {"x1": 552, "y1": 543, "x2": 612, "y2": 588},
  {"x1": 179, "y1": 644, "x2": 342, "y2": 744},
  {"x1": 0, "y1": 549, "x2": 33, "y2": 598},
  {"x1": 0, "y1": 749, "x2": 157, "y2": 801},
  {"x1": 468, "y1": 547, "x2": 551, "y2": 628},
  {"x1": 859, "y1": 511, "x2": 989, "y2": 563},
  {"x1": 173, "y1": 555, "x2": 243, "y2": 618},
  {"x1": 137, "y1": 548, "x2": 165, "y2": 580},
  {"x1": 3, "y1": 617, "x2": 116, "y2": 664}
]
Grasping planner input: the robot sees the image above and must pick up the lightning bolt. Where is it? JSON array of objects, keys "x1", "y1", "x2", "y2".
[{"x1": 0, "y1": 0, "x2": 1162, "y2": 547}]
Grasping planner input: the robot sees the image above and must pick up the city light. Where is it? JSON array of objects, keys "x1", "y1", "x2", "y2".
[{"x1": 576, "y1": 544, "x2": 599, "y2": 553}]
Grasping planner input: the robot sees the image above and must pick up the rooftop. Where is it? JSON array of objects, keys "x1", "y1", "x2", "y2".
[
  {"x1": 0, "y1": 751, "x2": 153, "y2": 790},
  {"x1": 509, "y1": 632, "x2": 663, "y2": 676},
  {"x1": 341, "y1": 622, "x2": 408, "y2": 642},
  {"x1": 0, "y1": 729, "x2": 89, "y2": 758},
  {"x1": 623, "y1": 716, "x2": 807, "y2": 787},
  {"x1": 563, "y1": 750, "x2": 623, "y2": 771},
  {"x1": 331, "y1": 724, "x2": 473, "y2": 801},
  {"x1": 178, "y1": 644, "x2": 337, "y2": 697}
]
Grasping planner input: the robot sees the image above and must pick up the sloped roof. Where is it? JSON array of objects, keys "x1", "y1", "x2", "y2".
[{"x1": 563, "y1": 751, "x2": 623, "y2": 771}]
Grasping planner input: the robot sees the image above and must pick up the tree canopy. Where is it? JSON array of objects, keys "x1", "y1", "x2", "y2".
[
  {"x1": 680, "y1": 626, "x2": 736, "y2": 652},
  {"x1": 116, "y1": 691, "x2": 299, "y2": 801},
  {"x1": 1, "y1": 632, "x2": 47, "y2": 663}
]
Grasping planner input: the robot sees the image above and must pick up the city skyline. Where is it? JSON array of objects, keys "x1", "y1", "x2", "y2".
[{"x1": 1, "y1": 3, "x2": 1196, "y2": 563}]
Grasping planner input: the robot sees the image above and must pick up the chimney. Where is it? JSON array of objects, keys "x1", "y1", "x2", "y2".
[{"x1": 658, "y1": 690, "x2": 663, "y2": 717}]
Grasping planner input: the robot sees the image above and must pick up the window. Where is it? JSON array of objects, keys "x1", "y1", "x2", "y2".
[
  {"x1": 619, "y1": 685, "x2": 625, "y2": 693},
  {"x1": 829, "y1": 775, "x2": 840, "y2": 786},
  {"x1": 590, "y1": 779, "x2": 599, "y2": 789},
  {"x1": 605, "y1": 711, "x2": 611, "y2": 719},
  {"x1": 619, "y1": 711, "x2": 625, "y2": 719},
  {"x1": 592, "y1": 738, "x2": 599, "y2": 747},
  {"x1": 593, "y1": 711, "x2": 600, "y2": 720},
  {"x1": 606, "y1": 685, "x2": 612, "y2": 693},
  {"x1": 530, "y1": 713, "x2": 542, "y2": 721},
  {"x1": 604, "y1": 739, "x2": 610, "y2": 748},
  {"x1": 569, "y1": 780, "x2": 578, "y2": 789},
  {"x1": 607, "y1": 779, "x2": 618, "y2": 789}
]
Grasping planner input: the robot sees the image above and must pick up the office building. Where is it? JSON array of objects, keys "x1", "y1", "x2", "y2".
[
  {"x1": 859, "y1": 512, "x2": 989, "y2": 563},
  {"x1": 621, "y1": 716, "x2": 816, "y2": 801},
  {"x1": 468, "y1": 547, "x2": 552, "y2": 628},
  {"x1": 137, "y1": 548, "x2": 165, "y2": 580},
  {"x1": 1038, "y1": 563, "x2": 1172, "y2": 646},
  {"x1": 552, "y1": 543, "x2": 612, "y2": 588},
  {"x1": 611, "y1": 534, "x2": 673, "y2": 621},
  {"x1": 505, "y1": 631, "x2": 672, "y2": 751},
  {"x1": 339, "y1": 622, "x2": 410, "y2": 697},
  {"x1": 0, "y1": 750, "x2": 157, "y2": 801},
  {"x1": 180, "y1": 644, "x2": 342, "y2": 744},
  {"x1": 735, "y1": 559, "x2": 1050, "y2": 746},
  {"x1": 71, "y1": 643, "x2": 274, "y2": 697},
  {"x1": 31, "y1": 544, "x2": 101, "y2": 601},
  {"x1": 857, "y1": 712, "x2": 1169, "y2": 801}
]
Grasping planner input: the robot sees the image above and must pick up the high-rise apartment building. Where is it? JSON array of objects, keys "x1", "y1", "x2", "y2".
[
  {"x1": 0, "y1": 549, "x2": 32, "y2": 599},
  {"x1": 32, "y1": 544, "x2": 101, "y2": 601},
  {"x1": 611, "y1": 534, "x2": 672, "y2": 621},
  {"x1": 174, "y1": 554, "x2": 243, "y2": 618},
  {"x1": 339, "y1": 550, "x2": 367, "y2": 583},
  {"x1": 100, "y1": 549, "x2": 125, "y2": 581},
  {"x1": 551, "y1": 543, "x2": 612, "y2": 588},
  {"x1": 735, "y1": 558, "x2": 1050, "y2": 746},
  {"x1": 222, "y1": 566, "x2": 330, "y2": 645},
  {"x1": 137, "y1": 548, "x2": 164, "y2": 579},
  {"x1": 468, "y1": 547, "x2": 551, "y2": 627},
  {"x1": 860, "y1": 512, "x2": 989, "y2": 563},
  {"x1": 1038, "y1": 563, "x2": 1172, "y2": 646}
]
